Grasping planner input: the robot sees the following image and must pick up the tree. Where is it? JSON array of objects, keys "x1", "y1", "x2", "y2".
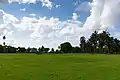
[
  {"x1": 39, "y1": 46, "x2": 49, "y2": 53},
  {"x1": 50, "y1": 48, "x2": 55, "y2": 53},
  {"x1": 55, "y1": 49, "x2": 61, "y2": 53},
  {"x1": 80, "y1": 36, "x2": 86, "y2": 52},
  {"x1": 31, "y1": 48, "x2": 38, "y2": 53},
  {"x1": 72, "y1": 46, "x2": 81, "y2": 53},
  {"x1": 85, "y1": 40, "x2": 93, "y2": 53},
  {"x1": 44, "y1": 48, "x2": 50, "y2": 53},
  {"x1": 26, "y1": 47, "x2": 31, "y2": 53},
  {"x1": 17, "y1": 47, "x2": 26, "y2": 53},
  {"x1": 98, "y1": 31, "x2": 111, "y2": 53},
  {"x1": 0, "y1": 45, "x2": 3, "y2": 53},
  {"x1": 59, "y1": 42, "x2": 73, "y2": 53},
  {"x1": 38, "y1": 47, "x2": 42, "y2": 53},
  {"x1": 89, "y1": 31, "x2": 99, "y2": 53},
  {"x1": 6, "y1": 46, "x2": 16, "y2": 53},
  {"x1": 112, "y1": 38, "x2": 120, "y2": 53},
  {"x1": 41, "y1": 46, "x2": 44, "y2": 52}
]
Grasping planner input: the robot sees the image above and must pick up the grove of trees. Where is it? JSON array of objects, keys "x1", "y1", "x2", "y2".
[
  {"x1": 1, "y1": 30, "x2": 120, "y2": 54},
  {"x1": 59, "y1": 31, "x2": 120, "y2": 54}
]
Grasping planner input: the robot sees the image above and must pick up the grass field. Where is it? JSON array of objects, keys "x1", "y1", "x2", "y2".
[{"x1": 0, "y1": 54, "x2": 120, "y2": 80}]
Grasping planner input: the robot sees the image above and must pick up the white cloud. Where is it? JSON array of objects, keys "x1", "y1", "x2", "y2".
[
  {"x1": 29, "y1": 13, "x2": 36, "y2": 17},
  {"x1": 72, "y1": 13, "x2": 79, "y2": 20},
  {"x1": 0, "y1": 9, "x2": 84, "y2": 48},
  {"x1": 82, "y1": 0, "x2": 120, "y2": 37},
  {"x1": 0, "y1": 0, "x2": 55, "y2": 9},
  {"x1": 8, "y1": 0, "x2": 36, "y2": 4},
  {"x1": 56, "y1": 5, "x2": 61, "y2": 8},
  {"x1": 40, "y1": 0, "x2": 53, "y2": 9},
  {"x1": 75, "y1": 2, "x2": 91, "y2": 12},
  {"x1": 20, "y1": 8, "x2": 26, "y2": 12},
  {"x1": 74, "y1": 0, "x2": 81, "y2": 6},
  {"x1": 0, "y1": 0, "x2": 120, "y2": 48},
  {"x1": 18, "y1": 17, "x2": 83, "y2": 48},
  {"x1": 112, "y1": 32, "x2": 120, "y2": 39},
  {"x1": 0, "y1": 0, "x2": 36, "y2": 4}
]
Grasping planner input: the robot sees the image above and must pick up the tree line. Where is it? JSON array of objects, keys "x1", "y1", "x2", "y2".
[
  {"x1": 1, "y1": 30, "x2": 120, "y2": 54},
  {"x1": 59, "y1": 31, "x2": 120, "y2": 54}
]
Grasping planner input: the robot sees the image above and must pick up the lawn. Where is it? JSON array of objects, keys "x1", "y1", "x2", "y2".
[{"x1": 0, "y1": 53, "x2": 120, "y2": 80}]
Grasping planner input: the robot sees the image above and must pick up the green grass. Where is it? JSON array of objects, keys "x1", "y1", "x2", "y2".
[{"x1": 0, "y1": 53, "x2": 120, "y2": 80}]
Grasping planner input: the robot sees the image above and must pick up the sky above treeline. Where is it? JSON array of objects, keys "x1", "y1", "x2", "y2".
[{"x1": 0, "y1": 0, "x2": 119, "y2": 48}]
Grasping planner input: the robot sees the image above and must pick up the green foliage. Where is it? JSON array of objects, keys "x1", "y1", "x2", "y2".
[
  {"x1": 59, "y1": 42, "x2": 73, "y2": 53},
  {"x1": 78, "y1": 31, "x2": 120, "y2": 54},
  {"x1": 80, "y1": 36, "x2": 86, "y2": 52},
  {"x1": 26, "y1": 47, "x2": 31, "y2": 53},
  {"x1": 44, "y1": 48, "x2": 50, "y2": 53},
  {"x1": 72, "y1": 46, "x2": 81, "y2": 53},
  {"x1": 50, "y1": 48, "x2": 55, "y2": 53},
  {"x1": 17, "y1": 47, "x2": 26, "y2": 53}
]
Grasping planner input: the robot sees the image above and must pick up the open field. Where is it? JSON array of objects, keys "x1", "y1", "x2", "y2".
[{"x1": 0, "y1": 54, "x2": 120, "y2": 80}]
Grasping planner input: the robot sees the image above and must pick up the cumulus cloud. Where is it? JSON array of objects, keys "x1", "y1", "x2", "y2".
[
  {"x1": 75, "y1": 2, "x2": 91, "y2": 12},
  {"x1": 0, "y1": 0, "x2": 120, "y2": 48},
  {"x1": 8, "y1": 0, "x2": 36, "y2": 4},
  {"x1": 0, "y1": 0, "x2": 55, "y2": 9},
  {"x1": 82, "y1": 0, "x2": 120, "y2": 36},
  {"x1": 0, "y1": 0, "x2": 36, "y2": 4},
  {"x1": 72, "y1": 13, "x2": 79, "y2": 20},
  {"x1": 40, "y1": 0, "x2": 53, "y2": 9},
  {"x1": 0, "y1": 9, "x2": 84, "y2": 48}
]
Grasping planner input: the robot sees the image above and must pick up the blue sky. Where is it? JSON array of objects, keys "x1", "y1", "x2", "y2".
[
  {"x1": 0, "y1": 0, "x2": 119, "y2": 48},
  {"x1": 0, "y1": 0, "x2": 90, "y2": 21}
]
